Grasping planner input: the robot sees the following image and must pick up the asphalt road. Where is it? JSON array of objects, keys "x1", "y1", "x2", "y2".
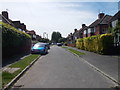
[{"x1": 13, "y1": 46, "x2": 116, "y2": 88}]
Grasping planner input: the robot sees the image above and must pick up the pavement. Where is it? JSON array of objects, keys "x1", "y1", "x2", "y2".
[
  {"x1": 13, "y1": 46, "x2": 117, "y2": 88},
  {"x1": 67, "y1": 46, "x2": 119, "y2": 83}
]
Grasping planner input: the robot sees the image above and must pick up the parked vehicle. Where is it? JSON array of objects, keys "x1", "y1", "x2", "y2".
[
  {"x1": 57, "y1": 43, "x2": 63, "y2": 46},
  {"x1": 31, "y1": 43, "x2": 48, "y2": 54},
  {"x1": 46, "y1": 43, "x2": 50, "y2": 49}
]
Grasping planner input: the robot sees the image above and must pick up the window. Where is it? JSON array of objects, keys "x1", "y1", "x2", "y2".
[
  {"x1": 102, "y1": 28, "x2": 107, "y2": 34},
  {"x1": 84, "y1": 30, "x2": 86, "y2": 34},
  {"x1": 112, "y1": 20, "x2": 118, "y2": 28},
  {"x1": 88, "y1": 28, "x2": 91, "y2": 33},
  {"x1": 91, "y1": 28, "x2": 94, "y2": 33}
]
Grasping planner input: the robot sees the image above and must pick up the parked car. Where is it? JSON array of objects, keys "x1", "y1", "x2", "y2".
[
  {"x1": 31, "y1": 43, "x2": 48, "y2": 54},
  {"x1": 46, "y1": 43, "x2": 50, "y2": 49},
  {"x1": 57, "y1": 43, "x2": 63, "y2": 46}
]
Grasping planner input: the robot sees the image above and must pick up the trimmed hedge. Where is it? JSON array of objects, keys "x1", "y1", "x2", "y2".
[
  {"x1": 1, "y1": 22, "x2": 32, "y2": 58},
  {"x1": 76, "y1": 34, "x2": 114, "y2": 54}
]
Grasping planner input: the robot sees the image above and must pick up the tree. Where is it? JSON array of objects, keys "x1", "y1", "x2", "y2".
[
  {"x1": 58, "y1": 37, "x2": 67, "y2": 43},
  {"x1": 51, "y1": 31, "x2": 62, "y2": 43},
  {"x1": 38, "y1": 38, "x2": 50, "y2": 43}
]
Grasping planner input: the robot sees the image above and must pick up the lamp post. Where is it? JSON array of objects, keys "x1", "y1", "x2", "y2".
[{"x1": 43, "y1": 32, "x2": 48, "y2": 39}]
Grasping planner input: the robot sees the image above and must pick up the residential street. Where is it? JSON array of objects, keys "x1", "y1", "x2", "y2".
[
  {"x1": 13, "y1": 46, "x2": 117, "y2": 88},
  {"x1": 67, "y1": 46, "x2": 119, "y2": 81}
]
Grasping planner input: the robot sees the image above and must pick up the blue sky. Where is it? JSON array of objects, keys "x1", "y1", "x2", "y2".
[{"x1": 0, "y1": 0, "x2": 119, "y2": 39}]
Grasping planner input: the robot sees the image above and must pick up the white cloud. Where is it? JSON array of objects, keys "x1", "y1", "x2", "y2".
[{"x1": 0, "y1": 1, "x2": 117, "y2": 39}]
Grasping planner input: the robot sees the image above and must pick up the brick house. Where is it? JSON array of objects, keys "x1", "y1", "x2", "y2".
[
  {"x1": 78, "y1": 24, "x2": 88, "y2": 38},
  {"x1": 12, "y1": 21, "x2": 26, "y2": 32},
  {"x1": 87, "y1": 13, "x2": 112, "y2": 37},
  {"x1": 26, "y1": 30, "x2": 37, "y2": 40},
  {"x1": 1, "y1": 11, "x2": 27, "y2": 32},
  {"x1": 1, "y1": 11, "x2": 15, "y2": 27},
  {"x1": 73, "y1": 28, "x2": 80, "y2": 42},
  {"x1": 67, "y1": 33, "x2": 74, "y2": 44},
  {"x1": 109, "y1": 11, "x2": 120, "y2": 46}
]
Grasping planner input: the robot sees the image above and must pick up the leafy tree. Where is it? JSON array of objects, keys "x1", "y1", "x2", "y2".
[
  {"x1": 38, "y1": 38, "x2": 50, "y2": 43},
  {"x1": 51, "y1": 31, "x2": 62, "y2": 43},
  {"x1": 58, "y1": 37, "x2": 67, "y2": 43}
]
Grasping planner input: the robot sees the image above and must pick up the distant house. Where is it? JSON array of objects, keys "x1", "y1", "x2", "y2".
[
  {"x1": 36, "y1": 34, "x2": 42, "y2": 40},
  {"x1": 109, "y1": 11, "x2": 120, "y2": 46},
  {"x1": 73, "y1": 28, "x2": 80, "y2": 42},
  {"x1": 78, "y1": 24, "x2": 88, "y2": 38},
  {"x1": 67, "y1": 33, "x2": 74, "y2": 44},
  {"x1": 26, "y1": 30, "x2": 37, "y2": 40},
  {"x1": 88, "y1": 13, "x2": 112, "y2": 37},
  {"x1": 12, "y1": 21, "x2": 26, "y2": 32}
]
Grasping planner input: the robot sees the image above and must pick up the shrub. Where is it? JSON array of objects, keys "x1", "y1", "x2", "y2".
[
  {"x1": 100, "y1": 33, "x2": 114, "y2": 54},
  {"x1": 1, "y1": 22, "x2": 32, "y2": 58},
  {"x1": 76, "y1": 34, "x2": 114, "y2": 54},
  {"x1": 76, "y1": 38, "x2": 84, "y2": 50}
]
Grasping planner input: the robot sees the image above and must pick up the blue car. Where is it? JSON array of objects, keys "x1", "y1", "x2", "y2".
[{"x1": 31, "y1": 43, "x2": 48, "y2": 54}]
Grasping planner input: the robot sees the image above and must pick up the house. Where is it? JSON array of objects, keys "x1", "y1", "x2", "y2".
[
  {"x1": 78, "y1": 24, "x2": 88, "y2": 38},
  {"x1": 12, "y1": 21, "x2": 26, "y2": 32},
  {"x1": 1, "y1": 11, "x2": 27, "y2": 32},
  {"x1": 1, "y1": 11, "x2": 15, "y2": 27},
  {"x1": 36, "y1": 34, "x2": 42, "y2": 41},
  {"x1": 110, "y1": 11, "x2": 120, "y2": 28},
  {"x1": 72, "y1": 28, "x2": 80, "y2": 42},
  {"x1": 67, "y1": 33, "x2": 74, "y2": 44},
  {"x1": 88, "y1": 13, "x2": 112, "y2": 37},
  {"x1": 109, "y1": 11, "x2": 120, "y2": 46},
  {"x1": 66, "y1": 24, "x2": 88, "y2": 44},
  {"x1": 83, "y1": 26, "x2": 88, "y2": 37},
  {"x1": 26, "y1": 30, "x2": 37, "y2": 40}
]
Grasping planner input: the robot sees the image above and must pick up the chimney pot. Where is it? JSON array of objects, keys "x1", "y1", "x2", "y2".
[
  {"x1": 74, "y1": 29, "x2": 77, "y2": 32},
  {"x1": 2, "y1": 11, "x2": 9, "y2": 19},
  {"x1": 98, "y1": 13, "x2": 104, "y2": 19},
  {"x1": 82, "y1": 24, "x2": 86, "y2": 28}
]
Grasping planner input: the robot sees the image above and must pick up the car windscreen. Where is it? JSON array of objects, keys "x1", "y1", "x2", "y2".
[{"x1": 34, "y1": 44, "x2": 45, "y2": 47}]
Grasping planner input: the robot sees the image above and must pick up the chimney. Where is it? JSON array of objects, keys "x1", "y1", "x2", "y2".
[
  {"x1": 74, "y1": 28, "x2": 77, "y2": 32},
  {"x1": 2, "y1": 11, "x2": 9, "y2": 19},
  {"x1": 98, "y1": 13, "x2": 104, "y2": 19},
  {"x1": 82, "y1": 24, "x2": 86, "y2": 28}
]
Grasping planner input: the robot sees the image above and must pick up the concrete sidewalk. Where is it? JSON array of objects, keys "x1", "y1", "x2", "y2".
[{"x1": 67, "y1": 46, "x2": 119, "y2": 83}]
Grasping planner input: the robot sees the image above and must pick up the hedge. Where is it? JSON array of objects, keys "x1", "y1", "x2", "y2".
[
  {"x1": 76, "y1": 34, "x2": 114, "y2": 54},
  {"x1": 1, "y1": 22, "x2": 32, "y2": 58}
]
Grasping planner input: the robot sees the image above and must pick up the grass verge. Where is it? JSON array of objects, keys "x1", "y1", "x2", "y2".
[
  {"x1": 2, "y1": 54, "x2": 40, "y2": 88},
  {"x1": 62, "y1": 46, "x2": 85, "y2": 56}
]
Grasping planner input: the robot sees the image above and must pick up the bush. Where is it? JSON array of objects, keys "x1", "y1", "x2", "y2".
[
  {"x1": 76, "y1": 34, "x2": 114, "y2": 54},
  {"x1": 76, "y1": 38, "x2": 84, "y2": 50},
  {"x1": 1, "y1": 22, "x2": 32, "y2": 58}
]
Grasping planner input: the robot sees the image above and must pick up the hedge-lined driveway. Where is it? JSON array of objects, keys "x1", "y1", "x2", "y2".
[{"x1": 14, "y1": 46, "x2": 116, "y2": 88}]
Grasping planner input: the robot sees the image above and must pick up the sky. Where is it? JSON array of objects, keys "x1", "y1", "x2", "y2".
[{"x1": 0, "y1": 0, "x2": 119, "y2": 39}]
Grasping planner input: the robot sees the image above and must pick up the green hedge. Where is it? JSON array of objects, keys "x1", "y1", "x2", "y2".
[
  {"x1": 76, "y1": 34, "x2": 114, "y2": 54},
  {"x1": 1, "y1": 22, "x2": 32, "y2": 58}
]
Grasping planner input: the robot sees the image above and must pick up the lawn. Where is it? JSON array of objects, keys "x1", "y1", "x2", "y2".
[
  {"x1": 67, "y1": 48, "x2": 85, "y2": 56},
  {"x1": 2, "y1": 54, "x2": 40, "y2": 88},
  {"x1": 62, "y1": 46, "x2": 85, "y2": 56}
]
